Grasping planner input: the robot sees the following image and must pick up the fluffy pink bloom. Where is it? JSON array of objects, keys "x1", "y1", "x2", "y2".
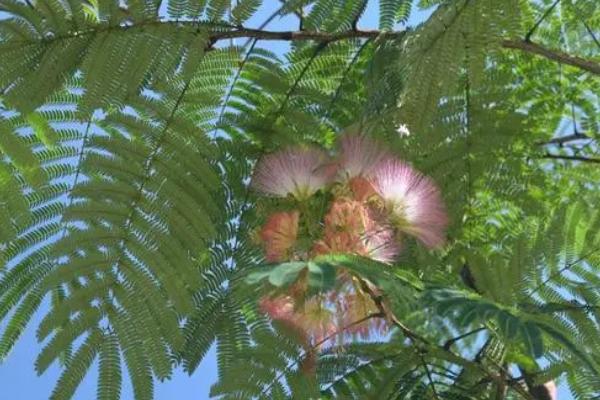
[
  {"x1": 336, "y1": 291, "x2": 387, "y2": 339},
  {"x1": 372, "y1": 158, "x2": 448, "y2": 249},
  {"x1": 349, "y1": 176, "x2": 378, "y2": 202},
  {"x1": 313, "y1": 199, "x2": 370, "y2": 256},
  {"x1": 363, "y1": 225, "x2": 401, "y2": 263},
  {"x1": 259, "y1": 211, "x2": 299, "y2": 262},
  {"x1": 323, "y1": 199, "x2": 371, "y2": 237},
  {"x1": 298, "y1": 299, "x2": 337, "y2": 345},
  {"x1": 259, "y1": 295, "x2": 296, "y2": 322},
  {"x1": 259, "y1": 295, "x2": 336, "y2": 345},
  {"x1": 251, "y1": 147, "x2": 336, "y2": 200},
  {"x1": 313, "y1": 199, "x2": 400, "y2": 264},
  {"x1": 338, "y1": 134, "x2": 391, "y2": 180}
]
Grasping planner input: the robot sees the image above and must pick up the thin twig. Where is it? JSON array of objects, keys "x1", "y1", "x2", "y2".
[
  {"x1": 277, "y1": 0, "x2": 304, "y2": 30},
  {"x1": 443, "y1": 327, "x2": 486, "y2": 350},
  {"x1": 536, "y1": 133, "x2": 591, "y2": 146},
  {"x1": 259, "y1": 312, "x2": 385, "y2": 396},
  {"x1": 210, "y1": 38, "x2": 259, "y2": 141},
  {"x1": 541, "y1": 153, "x2": 600, "y2": 163},
  {"x1": 525, "y1": 0, "x2": 561, "y2": 42},
  {"x1": 420, "y1": 355, "x2": 441, "y2": 400},
  {"x1": 324, "y1": 38, "x2": 373, "y2": 119},
  {"x1": 530, "y1": 246, "x2": 600, "y2": 296},
  {"x1": 356, "y1": 276, "x2": 430, "y2": 344},
  {"x1": 57, "y1": 119, "x2": 93, "y2": 240},
  {"x1": 357, "y1": 278, "x2": 534, "y2": 399},
  {"x1": 114, "y1": 81, "x2": 191, "y2": 265},
  {"x1": 274, "y1": 42, "x2": 329, "y2": 116},
  {"x1": 569, "y1": 3, "x2": 600, "y2": 51}
]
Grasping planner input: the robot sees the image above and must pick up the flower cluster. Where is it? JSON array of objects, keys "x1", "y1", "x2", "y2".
[{"x1": 251, "y1": 134, "x2": 448, "y2": 345}]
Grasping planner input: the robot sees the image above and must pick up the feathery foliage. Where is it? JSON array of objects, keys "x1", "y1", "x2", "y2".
[{"x1": 1, "y1": 0, "x2": 600, "y2": 399}]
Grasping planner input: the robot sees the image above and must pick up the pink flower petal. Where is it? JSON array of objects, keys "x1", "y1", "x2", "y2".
[
  {"x1": 259, "y1": 295, "x2": 296, "y2": 321},
  {"x1": 338, "y1": 134, "x2": 392, "y2": 179},
  {"x1": 251, "y1": 147, "x2": 335, "y2": 199},
  {"x1": 349, "y1": 176, "x2": 378, "y2": 202},
  {"x1": 313, "y1": 198, "x2": 401, "y2": 263},
  {"x1": 363, "y1": 224, "x2": 402, "y2": 263},
  {"x1": 259, "y1": 211, "x2": 299, "y2": 262},
  {"x1": 372, "y1": 158, "x2": 448, "y2": 249}
]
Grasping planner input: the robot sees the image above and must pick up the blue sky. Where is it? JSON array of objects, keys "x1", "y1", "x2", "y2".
[{"x1": 0, "y1": 1, "x2": 574, "y2": 399}]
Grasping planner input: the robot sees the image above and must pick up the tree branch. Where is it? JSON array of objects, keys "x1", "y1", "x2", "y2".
[
  {"x1": 356, "y1": 277, "x2": 430, "y2": 344},
  {"x1": 356, "y1": 276, "x2": 534, "y2": 400},
  {"x1": 443, "y1": 327, "x2": 486, "y2": 351},
  {"x1": 3, "y1": 22, "x2": 407, "y2": 51},
  {"x1": 6, "y1": 16, "x2": 599, "y2": 76},
  {"x1": 502, "y1": 39, "x2": 600, "y2": 76},
  {"x1": 541, "y1": 153, "x2": 600, "y2": 163},
  {"x1": 536, "y1": 133, "x2": 591, "y2": 146},
  {"x1": 208, "y1": 27, "x2": 405, "y2": 42}
]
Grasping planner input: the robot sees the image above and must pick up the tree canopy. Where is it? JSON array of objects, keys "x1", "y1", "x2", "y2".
[{"x1": 0, "y1": 0, "x2": 600, "y2": 399}]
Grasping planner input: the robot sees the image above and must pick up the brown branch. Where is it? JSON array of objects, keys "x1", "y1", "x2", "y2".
[
  {"x1": 356, "y1": 277, "x2": 430, "y2": 344},
  {"x1": 495, "y1": 363, "x2": 509, "y2": 400},
  {"x1": 536, "y1": 133, "x2": 591, "y2": 146},
  {"x1": 443, "y1": 327, "x2": 486, "y2": 351},
  {"x1": 209, "y1": 27, "x2": 405, "y2": 42},
  {"x1": 1, "y1": 21, "x2": 406, "y2": 52},
  {"x1": 4, "y1": 15, "x2": 598, "y2": 76},
  {"x1": 213, "y1": 30, "x2": 599, "y2": 79},
  {"x1": 356, "y1": 276, "x2": 534, "y2": 399},
  {"x1": 502, "y1": 39, "x2": 600, "y2": 76},
  {"x1": 541, "y1": 153, "x2": 600, "y2": 163}
]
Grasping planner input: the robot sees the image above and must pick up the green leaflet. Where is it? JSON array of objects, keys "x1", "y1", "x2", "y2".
[
  {"x1": 425, "y1": 288, "x2": 544, "y2": 357},
  {"x1": 246, "y1": 261, "x2": 337, "y2": 291},
  {"x1": 246, "y1": 261, "x2": 307, "y2": 287},
  {"x1": 26, "y1": 112, "x2": 59, "y2": 149},
  {"x1": 0, "y1": 118, "x2": 46, "y2": 187}
]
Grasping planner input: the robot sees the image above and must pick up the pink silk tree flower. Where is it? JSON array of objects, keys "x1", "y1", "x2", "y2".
[
  {"x1": 251, "y1": 147, "x2": 336, "y2": 200},
  {"x1": 363, "y1": 224, "x2": 401, "y2": 264},
  {"x1": 313, "y1": 199, "x2": 371, "y2": 256},
  {"x1": 259, "y1": 211, "x2": 299, "y2": 262},
  {"x1": 312, "y1": 199, "x2": 401, "y2": 263},
  {"x1": 313, "y1": 231, "x2": 367, "y2": 257},
  {"x1": 323, "y1": 198, "x2": 371, "y2": 237},
  {"x1": 336, "y1": 291, "x2": 387, "y2": 340},
  {"x1": 298, "y1": 298, "x2": 337, "y2": 345},
  {"x1": 349, "y1": 176, "x2": 378, "y2": 202},
  {"x1": 260, "y1": 295, "x2": 336, "y2": 346},
  {"x1": 372, "y1": 158, "x2": 448, "y2": 249},
  {"x1": 338, "y1": 134, "x2": 392, "y2": 180},
  {"x1": 259, "y1": 295, "x2": 297, "y2": 322}
]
